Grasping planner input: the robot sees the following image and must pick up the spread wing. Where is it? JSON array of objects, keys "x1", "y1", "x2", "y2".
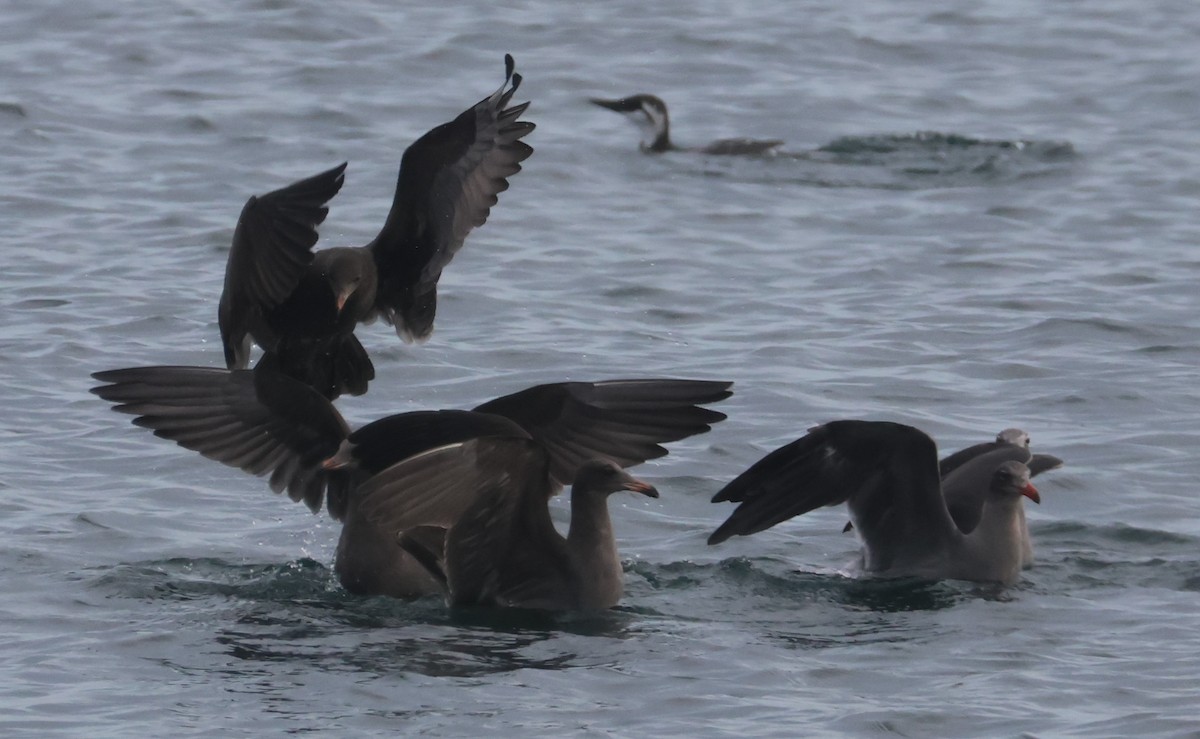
[
  {"x1": 709, "y1": 421, "x2": 960, "y2": 570},
  {"x1": 218, "y1": 163, "x2": 348, "y2": 368},
  {"x1": 355, "y1": 437, "x2": 544, "y2": 534},
  {"x1": 472, "y1": 379, "x2": 732, "y2": 486},
  {"x1": 474, "y1": 500, "x2": 574, "y2": 611},
  {"x1": 369, "y1": 54, "x2": 535, "y2": 342},
  {"x1": 336, "y1": 409, "x2": 529, "y2": 477},
  {"x1": 89, "y1": 363, "x2": 351, "y2": 517},
  {"x1": 356, "y1": 437, "x2": 570, "y2": 608},
  {"x1": 440, "y1": 442, "x2": 572, "y2": 608}
]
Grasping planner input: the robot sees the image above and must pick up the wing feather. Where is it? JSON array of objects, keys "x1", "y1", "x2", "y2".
[
  {"x1": 369, "y1": 55, "x2": 535, "y2": 342},
  {"x1": 473, "y1": 379, "x2": 732, "y2": 485},
  {"x1": 218, "y1": 163, "x2": 347, "y2": 368},
  {"x1": 90, "y1": 364, "x2": 350, "y2": 517},
  {"x1": 709, "y1": 420, "x2": 959, "y2": 570}
]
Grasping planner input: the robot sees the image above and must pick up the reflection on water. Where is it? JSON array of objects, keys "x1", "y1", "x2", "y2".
[
  {"x1": 829, "y1": 577, "x2": 983, "y2": 611},
  {"x1": 687, "y1": 131, "x2": 1077, "y2": 189},
  {"x1": 214, "y1": 619, "x2": 579, "y2": 679},
  {"x1": 814, "y1": 131, "x2": 1075, "y2": 160},
  {"x1": 86, "y1": 555, "x2": 643, "y2": 679}
]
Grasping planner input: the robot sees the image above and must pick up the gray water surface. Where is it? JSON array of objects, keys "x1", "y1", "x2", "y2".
[{"x1": 3, "y1": 1, "x2": 1200, "y2": 736}]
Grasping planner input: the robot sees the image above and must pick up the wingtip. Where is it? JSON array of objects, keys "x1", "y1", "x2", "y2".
[
  {"x1": 694, "y1": 379, "x2": 735, "y2": 398},
  {"x1": 1032, "y1": 453, "x2": 1065, "y2": 471},
  {"x1": 89, "y1": 366, "x2": 169, "y2": 388},
  {"x1": 710, "y1": 480, "x2": 737, "y2": 503},
  {"x1": 88, "y1": 378, "x2": 121, "y2": 399},
  {"x1": 504, "y1": 53, "x2": 515, "y2": 80}
]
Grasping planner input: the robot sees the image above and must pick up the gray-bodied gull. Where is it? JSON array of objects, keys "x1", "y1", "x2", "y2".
[
  {"x1": 842, "y1": 427, "x2": 1064, "y2": 567},
  {"x1": 708, "y1": 421, "x2": 1059, "y2": 585}
]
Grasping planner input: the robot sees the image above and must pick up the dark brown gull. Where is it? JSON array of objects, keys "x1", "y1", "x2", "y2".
[
  {"x1": 708, "y1": 421, "x2": 1046, "y2": 585},
  {"x1": 91, "y1": 364, "x2": 731, "y2": 598},
  {"x1": 220, "y1": 55, "x2": 534, "y2": 399},
  {"x1": 357, "y1": 438, "x2": 659, "y2": 610}
]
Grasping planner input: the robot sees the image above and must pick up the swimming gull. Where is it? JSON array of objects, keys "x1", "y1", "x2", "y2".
[
  {"x1": 708, "y1": 420, "x2": 1049, "y2": 585},
  {"x1": 357, "y1": 438, "x2": 659, "y2": 610},
  {"x1": 842, "y1": 427, "x2": 1064, "y2": 567}
]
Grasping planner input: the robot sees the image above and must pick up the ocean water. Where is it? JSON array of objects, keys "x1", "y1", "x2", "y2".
[{"x1": 3, "y1": 0, "x2": 1200, "y2": 735}]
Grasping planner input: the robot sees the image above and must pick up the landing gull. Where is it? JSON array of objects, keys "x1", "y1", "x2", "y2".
[{"x1": 220, "y1": 55, "x2": 535, "y2": 399}]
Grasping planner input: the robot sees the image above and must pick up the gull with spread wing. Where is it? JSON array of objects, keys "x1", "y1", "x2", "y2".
[
  {"x1": 220, "y1": 55, "x2": 534, "y2": 399},
  {"x1": 709, "y1": 421, "x2": 1058, "y2": 585},
  {"x1": 91, "y1": 364, "x2": 730, "y2": 598}
]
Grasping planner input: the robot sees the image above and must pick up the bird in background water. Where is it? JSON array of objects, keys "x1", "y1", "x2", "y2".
[{"x1": 590, "y1": 93, "x2": 784, "y2": 156}]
